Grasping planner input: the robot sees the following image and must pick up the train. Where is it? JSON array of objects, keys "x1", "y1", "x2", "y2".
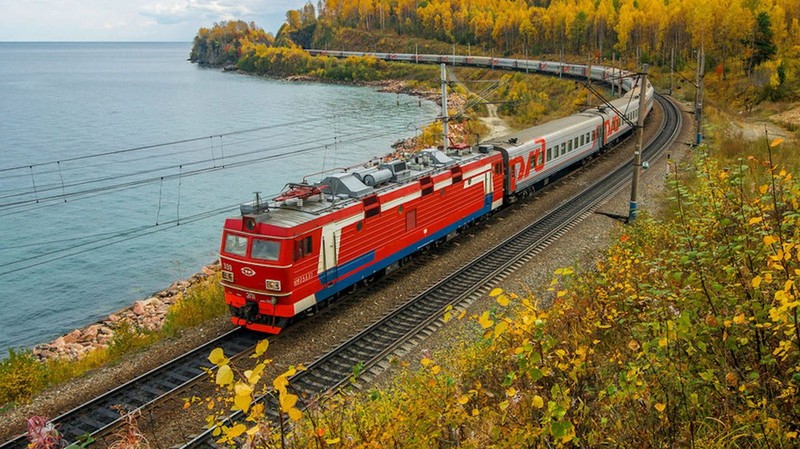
[{"x1": 218, "y1": 51, "x2": 655, "y2": 333}]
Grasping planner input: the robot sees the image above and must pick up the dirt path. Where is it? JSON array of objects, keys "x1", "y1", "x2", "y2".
[{"x1": 481, "y1": 103, "x2": 512, "y2": 139}]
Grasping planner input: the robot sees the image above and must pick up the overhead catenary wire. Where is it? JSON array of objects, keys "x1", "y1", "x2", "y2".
[
  {"x1": 0, "y1": 115, "x2": 437, "y2": 275},
  {"x1": 0, "y1": 116, "x2": 433, "y2": 211},
  {"x1": 0, "y1": 98, "x2": 425, "y2": 183},
  {"x1": 0, "y1": 101, "x2": 429, "y2": 202}
]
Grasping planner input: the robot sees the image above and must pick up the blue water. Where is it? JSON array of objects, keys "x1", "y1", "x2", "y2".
[{"x1": 0, "y1": 42, "x2": 439, "y2": 354}]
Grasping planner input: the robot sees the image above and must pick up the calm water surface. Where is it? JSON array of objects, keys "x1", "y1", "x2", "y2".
[{"x1": 0, "y1": 42, "x2": 438, "y2": 353}]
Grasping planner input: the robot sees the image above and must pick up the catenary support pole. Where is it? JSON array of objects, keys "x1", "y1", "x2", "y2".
[
  {"x1": 629, "y1": 64, "x2": 648, "y2": 223},
  {"x1": 441, "y1": 63, "x2": 449, "y2": 150}
]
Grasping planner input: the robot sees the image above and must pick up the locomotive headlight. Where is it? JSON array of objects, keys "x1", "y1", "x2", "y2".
[
  {"x1": 265, "y1": 279, "x2": 281, "y2": 291},
  {"x1": 244, "y1": 217, "x2": 256, "y2": 231},
  {"x1": 222, "y1": 271, "x2": 234, "y2": 282}
]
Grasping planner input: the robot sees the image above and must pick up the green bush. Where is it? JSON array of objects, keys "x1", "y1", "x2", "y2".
[{"x1": 0, "y1": 350, "x2": 46, "y2": 406}]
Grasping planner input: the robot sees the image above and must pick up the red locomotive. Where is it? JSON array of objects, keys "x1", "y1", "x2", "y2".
[{"x1": 219, "y1": 53, "x2": 653, "y2": 333}]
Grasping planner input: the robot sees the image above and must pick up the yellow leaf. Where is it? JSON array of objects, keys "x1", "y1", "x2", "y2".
[
  {"x1": 431, "y1": 365, "x2": 441, "y2": 375},
  {"x1": 749, "y1": 216, "x2": 763, "y2": 225},
  {"x1": 532, "y1": 395, "x2": 544, "y2": 409},
  {"x1": 494, "y1": 321, "x2": 509, "y2": 338},
  {"x1": 733, "y1": 313, "x2": 746, "y2": 325},
  {"x1": 247, "y1": 363, "x2": 265, "y2": 385},
  {"x1": 458, "y1": 395, "x2": 470, "y2": 405},
  {"x1": 472, "y1": 408, "x2": 479, "y2": 416},
  {"x1": 420, "y1": 357, "x2": 432, "y2": 367},
  {"x1": 496, "y1": 294, "x2": 510, "y2": 307},
  {"x1": 225, "y1": 424, "x2": 247, "y2": 438},
  {"x1": 249, "y1": 403, "x2": 265, "y2": 421},
  {"x1": 209, "y1": 348, "x2": 228, "y2": 366},
  {"x1": 216, "y1": 365, "x2": 234, "y2": 386},
  {"x1": 658, "y1": 337, "x2": 668, "y2": 348},
  {"x1": 770, "y1": 137, "x2": 784, "y2": 147},
  {"x1": 627, "y1": 340, "x2": 640, "y2": 351},
  {"x1": 325, "y1": 437, "x2": 341, "y2": 445},
  {"x1": 280, "y1": 393, "x2": 298, "y2": 413},
  {"x1": 273, "y1": 375, "x2": 288, "y2": 394},
  {"x1": 234, "y1": 392, "x2": 251, "y2": 413},
  {"x1": 254, "y1": 339, "x2": 269, "y2": 358},
  {"x1": 235, "y1": 382, "x2": 253, "y2": 395},
  {"x1": 506, "y1": 387, "x2": 517, "y2": 397},
  {"x1": 557, "y1": 290, "x2": 567, "y2": 298},
  {"x1": 654, "y1": 403, "x2": 666, "y2": 413},
  {"x1": 764, "y1": 235, "x2": 778, "y2": 246},
  {"x1": 288, "y1": 407, "x2": 303, "y2": 421},
  {"x1": 752, "y1": 275, "x2": 762, "y2": 288},
  {"x1": 489, "y1": 288, "x2": 504, "y2": 297},
  {"x1": 443, "y1": 311, "x2": 452, "y2": 323},
  {"x1": 499, "y1": 400, "x2": 509, "y2": 410},
  {"x1": 478, "y1": 311, "x2": 494, "y2": 329}
]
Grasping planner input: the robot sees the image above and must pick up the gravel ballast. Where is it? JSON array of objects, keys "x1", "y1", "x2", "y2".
[{"x1": 0, "y1": 97, "x2": 691, "y2": 446}]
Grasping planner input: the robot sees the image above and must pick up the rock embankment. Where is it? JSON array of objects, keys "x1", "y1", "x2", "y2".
[{"x1": 32, "y1": 263, "x2": 220, "y2": 362}]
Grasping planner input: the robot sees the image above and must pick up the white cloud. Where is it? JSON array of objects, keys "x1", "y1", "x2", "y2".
[
  {"x1": 0, "y1": 0, "x2": 309, "y2": 41},
  {"x1": 140, "y1": 1, "x2": 254, "y2": 25}
]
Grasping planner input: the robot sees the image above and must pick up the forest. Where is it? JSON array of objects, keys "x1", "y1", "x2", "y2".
[
  {"x1": 191, "y1": 0, "x2": 800, "y2": 102},
  {"x1": 184, "y1": 1, "x2": 800, "y2": 447}
]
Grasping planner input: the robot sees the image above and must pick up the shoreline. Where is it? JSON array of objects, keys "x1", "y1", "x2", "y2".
[
  {"x1": 30, "y1": 261, "x2": 220, "y2": 361},
  {"x1": 26, "y1": 71, "x2": 497, "y2": 363}
]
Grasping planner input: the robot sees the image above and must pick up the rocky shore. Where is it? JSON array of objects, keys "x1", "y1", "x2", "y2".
[
  {"x1": 27, "y1": 76, "x2": 467, "y2": 365},
  {"x1": 31, "y1": 262, "x2": 220, "y2": 362}
]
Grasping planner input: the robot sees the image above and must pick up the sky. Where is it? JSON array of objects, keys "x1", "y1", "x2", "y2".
[{"x1": 0, "y1": 0, "x2": 309, "y2": 42}]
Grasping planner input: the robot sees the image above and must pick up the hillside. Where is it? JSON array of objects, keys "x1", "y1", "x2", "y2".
[{"x1": 185, "y1": 2, "x2": 799, "y2": 447}]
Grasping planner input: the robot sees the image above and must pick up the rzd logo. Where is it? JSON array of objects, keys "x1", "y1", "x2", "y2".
[
  {"x1": 508, "y1": 138, "x2": 546, "y2": 181},
  {"x1": 241, "y1": 267, "x2": 256, "y2": 277}
]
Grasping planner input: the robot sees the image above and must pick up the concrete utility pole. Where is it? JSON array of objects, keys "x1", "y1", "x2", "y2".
[
  {"x1": 669, "y1": 45, "x2": 675, "y2": 95},
  {"x1": 695, "y1": 44, "x2": 705, "y2": 145},
  {"x1": 587, "y1": 53, "x2": 593, "y2": 107},
  {"x1": 440, "y1": 63, "x2": 449, "y2": 150},
  {"x1": 629, "y1": 64, "x2": 648, "y2": 223}
]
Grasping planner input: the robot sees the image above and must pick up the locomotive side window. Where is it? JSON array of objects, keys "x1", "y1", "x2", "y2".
[
  {"x1": 561, "y1": 143, "x2": 566, "y2": 156},
  {"x1": 494, "y1": 163, "x2": 502, "y2": 175},
  {"x1": 547, "y1": 147, "x2": 552, "y2": 161},
  {"x1": 252, "y1": 239, "x2": 280, "y2": 261},
  {"x1": 224, "y1": 234, "x2": 248, "y2": 257},
  {"x1": 568, "y1": 140, "x2": 573, "y2": 152},
  {"x1": 294, "y1": 236, "x2": 313, "y2": 260},
  {"x1": 580, "y1": 135, "x2": 585, "y2": 146}
]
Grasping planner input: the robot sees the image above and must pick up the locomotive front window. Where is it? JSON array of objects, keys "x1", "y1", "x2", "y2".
[
  {"x1": 224, "y1": 234, "x2": 248, "y2": 257},
  {"x1": 252, "y1": 239, "x2": 281, "y2": 261}
]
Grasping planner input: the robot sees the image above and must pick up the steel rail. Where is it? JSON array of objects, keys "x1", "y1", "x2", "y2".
[
  {"x1": 182, "y1": 94, "x2": 681, "y2": 448},
  {"x1": 0, "y1": 328, "x2": 264, "y2": 449},
  {"x1": 0, "y1": 77, "x2": 680, "y2": 448}
]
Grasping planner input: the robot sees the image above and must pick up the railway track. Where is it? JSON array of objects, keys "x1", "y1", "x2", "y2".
[
  {"x1": 1, "y1": 94, "x2": 680, "y2": 449},
  {"x1": 182, "y1": 94, "x2": 682, "y2": 448}
]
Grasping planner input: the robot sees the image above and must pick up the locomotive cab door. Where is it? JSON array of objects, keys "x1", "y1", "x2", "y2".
[{"x1": 319, "y1": 225, "x2": 340, "y2": 285}]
